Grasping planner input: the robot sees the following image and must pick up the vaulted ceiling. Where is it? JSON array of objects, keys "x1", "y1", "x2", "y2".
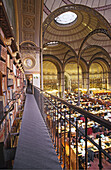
[
  {"x1": 43, "y1": 0, "x2": 111, "y2": 24},
  {"x1": 43, "y1": 2, "x2": 111, "y2": 73}
]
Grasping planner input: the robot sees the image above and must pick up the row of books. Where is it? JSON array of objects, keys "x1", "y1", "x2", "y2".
[{"x1": 0, "y1": 45, "x2": 7, "y2": 61}]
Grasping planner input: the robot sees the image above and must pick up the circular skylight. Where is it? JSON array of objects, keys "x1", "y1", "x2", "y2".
[{"x1": 55, "y1": 11, "x2": 77, "y2": 25}]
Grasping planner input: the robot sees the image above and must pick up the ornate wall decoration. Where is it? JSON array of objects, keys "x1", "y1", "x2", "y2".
[
  {"x1": 23, "y1": 32, "x2": 34, "y2": 41},
  {"x1": 22, "y1": 0, "x2": 35, "y2": 14},
  {"x1": 23, "y1": 16, "x2": 35, "y2": 29},
  {"x1": 23, "y1": 55, "x2": 36, "y2": 69},
  {"x1": 21, "y1": 0, "x2": 36, "y2": 42}
]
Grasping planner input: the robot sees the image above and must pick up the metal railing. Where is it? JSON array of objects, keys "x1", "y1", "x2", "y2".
[{"x1": 34, "y1": 86, "x2": 111, "y2": 170}]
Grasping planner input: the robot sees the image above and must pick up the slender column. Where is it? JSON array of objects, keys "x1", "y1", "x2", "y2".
[
  {"x1": 77, "y1": 65, "x2": 80, "y2": 105},
  {"x1": 102, "y1": 72, "x2": 106, "y2": 89},
  {"x1": 39, "y1": 0, "x2": 44, "y2": 90},
  {"x1": 57, "y1": 72, "x2": 61, "y2": 98},
  {"x1": 86, "y1": 70, "x2": 89, "y2": 94},
  {"x1": 61, "y1": 71, "x2": 65, "y2": 98},
  {"x1": 58, "y1": 71, "x2": 65, "y2": 98},
  {"x1": 107, "y1": 72, "x2": 111, "y2": 90},
  {"x1": 40, "y1": 48, "x2": 43, "y2": 90},
  {"x1": 82, "y1": 72, "x2": 85, "y2": 89}
]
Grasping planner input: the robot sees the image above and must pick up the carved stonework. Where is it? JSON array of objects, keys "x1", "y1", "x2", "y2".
[
  {"x1": 20, "y1": 45, "x2": 40, "y2": 53},
  {"x1": 22, "y1": 0, "x2": 35, "y2": 14},
  {"x1": 22, "y1": 52, "x2": 36, "y2": 70},
  {"x1": 23, "y1": 16, "x2": 35, "y2": 29},
  {"x1": 23, "y1": 32, "x2": 34, "y2": 41}
]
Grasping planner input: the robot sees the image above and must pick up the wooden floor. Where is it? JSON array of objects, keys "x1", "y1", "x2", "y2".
[{"x1": 13, "y1": 94, "x2": 61, "y2": 169}]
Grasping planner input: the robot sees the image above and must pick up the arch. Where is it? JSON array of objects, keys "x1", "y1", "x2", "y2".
[
  {"x1": 65, "y1": 56, "x2": 88, "y2": 73},
  {"x1": 64, "y1": 62, "x2": 82, "y2": 90},
  {"x1": 89, "y1": 61, "x2": 107, "y2": 90},
  {"x1": 43, "y1": 4, "x2": 111, "y2": 38},
  {"x1": 20, "y1": 40, "x2": 38, "y2": 50},
  {"x1": 89, "y1": 55, "x2": 110, "y2": 72},
  {"x1": 43, "y1": 54, "x2": 63, "y2": 72},
  {"x1": 81, "y1": 45, "x2": 111, "y2": 62},
  {"x1": 43, "y1": 61, "x2": 57, "y2": 75},
  {"x1": 78, "y1": 29, "x2": 111, "y2": 61},
  {"x1": 43, "y1": 61, "x2": 58, "y2": 91},
  {"x1": 43, "y1": 41, "x2": 77, "y2": 58}
]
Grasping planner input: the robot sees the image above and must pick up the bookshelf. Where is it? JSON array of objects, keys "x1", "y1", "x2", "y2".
[{"x1": 0, "y1": 42, "x2": 25, "y2": 143}]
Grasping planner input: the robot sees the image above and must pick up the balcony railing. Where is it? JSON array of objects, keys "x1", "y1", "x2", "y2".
[{"x1": 34, "y1": 86, "x2": 111, "y2": 170}]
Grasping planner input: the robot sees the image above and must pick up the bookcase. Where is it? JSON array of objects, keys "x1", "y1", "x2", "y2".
[
  {"x1": 0, "y1": 44, "x2": 24, "y2": 106},
  {"x1": 0, "y1": 42, "x2": 25, "y2": 143}
]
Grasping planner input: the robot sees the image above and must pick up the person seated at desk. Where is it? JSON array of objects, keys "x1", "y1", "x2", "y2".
[
  {"x1": 74, "y1": 117, "x2": 76, "y2": 122},
  {"x1": 104, "y1": 129, "x2": 109, "y2": 136},
  {"x1": 78, "y1": 126, "x2": 85, "y2": 137},
  {"x1": 71, "y1": 136, "x2": 76, "y2": 144},
  {"x1": 96, "y1": 133, "x2": 100, "y2": 139},
  {"x1": 68, "y1": 130, "x2": 70, "y2": 139},
  {"x1": 98, "y1": 126, "x2": 103, "y2": 132},
  {"x1": 100, "y1": 133, "x2": 105, "y2": 138},
  {"x1": 84, "y1": 107, "x2": 87, "y2": 111},
  {"x1": 79, "y1": 136, "x2": 85, "y2": 143},
  {"x1": 92, "y1": 123, "x2": 99, "y2": 133},
  {"x1": 80, "y1": 115, "x2": 85, "y2": 122},
  {"x1": 104, "y1": 129, "x2": 111, "y2": 136}
]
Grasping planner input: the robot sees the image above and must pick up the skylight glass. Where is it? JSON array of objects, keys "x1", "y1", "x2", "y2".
[
  {"x1": 55, "y1": 11, "x2": 77, "y2": 25},
  {"x1": 47, "y1": 41, "x2": 58, "y2": 46}
]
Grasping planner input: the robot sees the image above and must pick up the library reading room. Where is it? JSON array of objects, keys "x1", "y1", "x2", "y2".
[{"x1": 0, "y1": 0, "x2": 111, "y2": 169}]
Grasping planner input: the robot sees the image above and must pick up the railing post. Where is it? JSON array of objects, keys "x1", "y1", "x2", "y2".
[
  {"x1": 54, "y1": 99, "x2": 57, "y2": 149},
  {"x1": 57, "y1": 101, "x2": 59, "y2": 155},
  {"x1": 85, "y1": 117, "x2": 88, "y2": 170},
  {"x1": 98, "y1": 137, "x2": 103, "y2": 170},
  {"x1": 69, "y1": 110, "x2": 71, "y2": 170},
  {"x1": 76, "y1": 118, "x2": 78, "y2": 170},
  {"x1": 52, "y1": 100, "x2": 54, "y2": 144},
  {"x1": 63, "y1": 108, "x2": 66, "y2": 169},
  {"x1": 59, "y1": 106, "x2": 62, "y2": 163},
  {"x1": 0, "y1": 142, "x2": 5, "y2": 168}
]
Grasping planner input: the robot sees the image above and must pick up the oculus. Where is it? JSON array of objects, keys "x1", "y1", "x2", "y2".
[{"x1": 55, "y1": 11, "x2": 77, "y2": 25}]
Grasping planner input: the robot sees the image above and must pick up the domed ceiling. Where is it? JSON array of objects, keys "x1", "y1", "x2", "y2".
[
  {"x1": 43, "y1": 0, "x2": 111, "y2": 24},
  {"x1": 43, "y1": 2, "x2": 111, "y2": 72}
]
